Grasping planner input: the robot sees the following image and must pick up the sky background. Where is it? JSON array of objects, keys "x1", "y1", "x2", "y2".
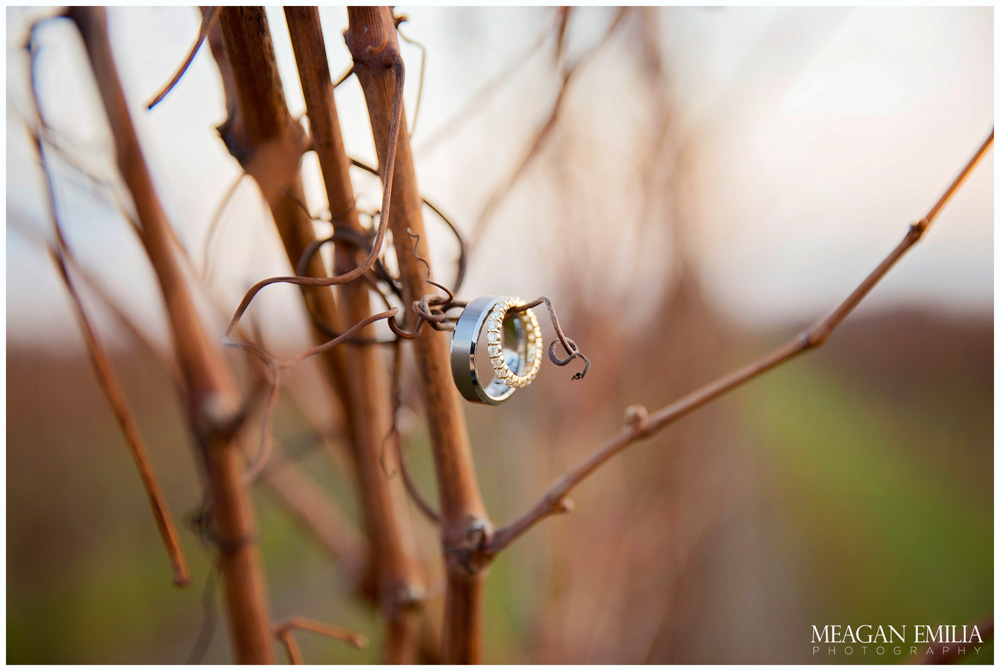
[{"x1": 5, "y1": 6, "x2": 993, "y2": 349}]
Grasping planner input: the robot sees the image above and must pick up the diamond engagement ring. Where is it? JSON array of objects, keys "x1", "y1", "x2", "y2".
[{"x1": 450, "y1": 296, "x2": 543, "y2": 404}]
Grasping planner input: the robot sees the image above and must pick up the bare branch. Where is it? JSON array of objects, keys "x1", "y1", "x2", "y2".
[
  {"x1": 211, "y1": 7, "x2": 359, "y2": 416},
  {"x1": 28, "y1": 18, "x2": 190, "y2": 589},
  {"x1": 67, "y1": 7, "x2": 275, "y2": 661},
  {"x1": 393, "y1": 13, "x2": 427, "y2": 136},
  {"x1": 72, "y1": 238, "x2": 377, "y2": 598},
  {"x1": 276, "y1": 627, "x2": 304, "y2": 664},
  {"x1": 259, "y1": 459, "x2": 371, "y2": 591},
  {"x1": 469, "y1": 8, "x2": 629, "y2": 248},
  {"x1": 415, "y1": 7, "x2": 563, "y2": 155},
  {"x1": 200, "y1": 171, "x2": 247, "y2": 282},
  {"x1": 346, "y1": 8, "x2": 488, "y2": 663},
  {"x1": 281, "y1": 616, "x2": 369, "y2": 649},
  {"x1": 213, "y1": 5, "x2": 407, "y2": 380},
  {"x1": 274, "y1": 616, "x2": 369, "y2": 663},
  {"x1": 488, "y1": 128, "x2": 995, "y2": 556},
  {"x1": 24, "y1": 201, "x2": 374, "y2": 599},
  {"x1": 285, "y1": 8, "x2": 428, "y2": 663},
  {"x1": 46, "y1": 247, "x2": 193, "y2": 586},
  {"x1": 214, "y1": 42, "x2": 407, "y2": 361},
  {"x1": 385, "y1": 342, "x2": 441, "y2": 525},
  {"x1": 146, "y1": 6, "x2": 220, "y2": 110},
  {"x1": 511, "y1": 296, "x2": 590, "y2": 380},
  {"x1": 349, "y1": 157, "x2": 468, "y2": 295}
]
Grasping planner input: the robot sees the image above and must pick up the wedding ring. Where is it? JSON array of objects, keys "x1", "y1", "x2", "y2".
[{"x1": 450, "y1": 296, "x2": 543, "y2": 404}]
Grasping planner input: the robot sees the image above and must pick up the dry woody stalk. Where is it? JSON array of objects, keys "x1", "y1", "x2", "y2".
[
  {"x1": 346, "y1": 7, "x2": 489, "y2": 663},
  {"x1": 67, "y1": 7, "x2": 275, "y2": 662}
]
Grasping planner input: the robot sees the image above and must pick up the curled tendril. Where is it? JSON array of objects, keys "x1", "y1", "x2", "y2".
[
  {"x1": 297, "y1": 227, "x2": 400, "y2": 297},
  {"x1": 290, "y1": 228, "x2": 400, "y2": 345},
  {"x1": 511, "y1": 296, "x2": 590, "y2": 380},
  {"x1": 350, "y1": 158, "x2": 467, "y2": 295},
  {"x1": 548, "y1": 337, "x2": 590, "y2": 380},
  {"x1": 395, "y1": 228, "x2": 467, "y2": 334}
]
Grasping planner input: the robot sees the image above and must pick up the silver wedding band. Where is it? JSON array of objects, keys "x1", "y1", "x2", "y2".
[{"x1": 450, "y1": 296, "x2": 542, "y2": 404}]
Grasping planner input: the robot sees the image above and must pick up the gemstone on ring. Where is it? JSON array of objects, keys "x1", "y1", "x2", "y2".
[
  {"x1": 450, "y1": 295, "x2": 545, "y2": 404},
  {"x1": 488, "y1": 297, "x2": 543, "y2": 390}
]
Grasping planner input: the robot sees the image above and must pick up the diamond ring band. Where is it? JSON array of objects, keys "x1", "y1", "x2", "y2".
[{"x1": 450, "y1": 296, "x2": 543, "y2": 404}]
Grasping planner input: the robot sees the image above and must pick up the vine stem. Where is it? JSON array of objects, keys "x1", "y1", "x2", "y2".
[
  {"x1": 346, "y1": 7, "x2": 489, "y2": 663},
  {"x1": 26, "y1": 28, "x2": 191, "y2": 587},
  {"x1": 145, "y1": 6, "x2": 219, "y2": 109},
  {"x1": 210, "y1": 6, "x2": 359, "y2": 426},
  {"x1": 274, "y1": 616, "x2": 368, "y2": 664},
  {"x1": 487, "y1": 128, "x2": 994, "y2": 556},
  {"x1": 285, "y1": 7, "x2": 428, "y2": 662},
  {"x1": 67, "y1": 7, "x2": 274, "y2": 662}
]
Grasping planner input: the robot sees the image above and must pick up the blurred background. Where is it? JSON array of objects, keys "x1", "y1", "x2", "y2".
[{"x1": 6, "y1": 5, "x2": 993, "y2": 664}]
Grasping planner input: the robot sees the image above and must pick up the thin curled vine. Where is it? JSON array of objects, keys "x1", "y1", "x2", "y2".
[{"x1": 216, "y1": 42, "x2": 589, "y2": 487}]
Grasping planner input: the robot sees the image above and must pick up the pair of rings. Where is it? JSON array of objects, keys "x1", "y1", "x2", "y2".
[{"x1": 450, "y1": 296, "x2": 543, "y2": 404}]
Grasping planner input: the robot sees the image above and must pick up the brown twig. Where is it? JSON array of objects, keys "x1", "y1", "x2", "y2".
[
  {"x1": 14, "y1": 121, "x2": 372, "y2": 606},
  {"x1": 45, "y1": 248, "x2": 193, "y2": 586},
  {"x1": 276, "y1": 627, "x2": 304, "y2": 664},
  {"x1": 233, "y1": 308, "x2": 399, "y2": 484},
  {"x1": 146, "y1": 6, "x2": 220, "y2": 110},
  {"x1": 27, "y1": 12, "x2": 194, "y2": 590},
  {"x1": 384, "y1": 341, "x2": 442, "y2": 526},
  {"x1": 281, "y1": 616, "x2": 369, "y2": 648},
  {"x1": 211, "y1": 8, "x2": 358, "y2": 413},
  {"x1": 218, "y1": 8, "x2": 403, "y2": 294},
  {"x1": 415, "y1": 7, "x2": 563, "y2": 155},
  {"x1": 393, "y1": 13, "x2": 427, "y2": 136},
  {"x1": 225, "y1": 308, "x2": 399, "y2": 377},
  {"x1": 553, "y1": 6, "x2": 571, "y2": 64},
  {"x1": 285, "y1": 8, "x2": 428, "y2": 662},
  {"x1": 274, "y1": 616, "x2": 369, "y2": 663},
  {"x1": 511, "y1": 296, "x2": 590, "y2": 379},
  {"x1": 11, "y1": 211, "x2": 184, "y2": 384},
  {"x1": 28, "y1": 206, "x2": 374, "y2": 601},
  {"x1": 469, "y1": 8, "x2": 628, "y2": 248},
  {"x1": 67, "y1": 8, "x2": 275, "y2": 661},
  {"x1": 11, "y1": 101, "x2": 121, "y2": 199},
  {"x1": 87, "y1": 244, "x2": 377, "y2": 598},
  {"x1": 349, "y1": 157, "x2": 468, "y2": 294},
  {"x1": 487, "y1": 128, "x2": 994, "y2": 556},
  {"x1": 346, "y1": 8, "x2": 489, "y2": 663},
  {"x1": 259, "y1": 459, "x2": 371, "y2": 592},
  {"x1": 207, "y1": 14, "x2": 378, "y2": 569},
  {"x1": 211, "y1": 6, "x2": 407, "y2": 368},
  {"x1": 200, "y1": 171, "x2": 247, "y2": 281},
  {"x1": 333, "y1": 65, "x2": 354, "y2": 88},
  {"x1": 27, "y1": 55, "x2": 191, "y2": 585}
]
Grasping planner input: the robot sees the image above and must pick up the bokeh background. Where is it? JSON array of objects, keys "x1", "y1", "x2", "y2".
[{"x1": 6, "y1": 5, "x2": 993, "y2": 664}]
